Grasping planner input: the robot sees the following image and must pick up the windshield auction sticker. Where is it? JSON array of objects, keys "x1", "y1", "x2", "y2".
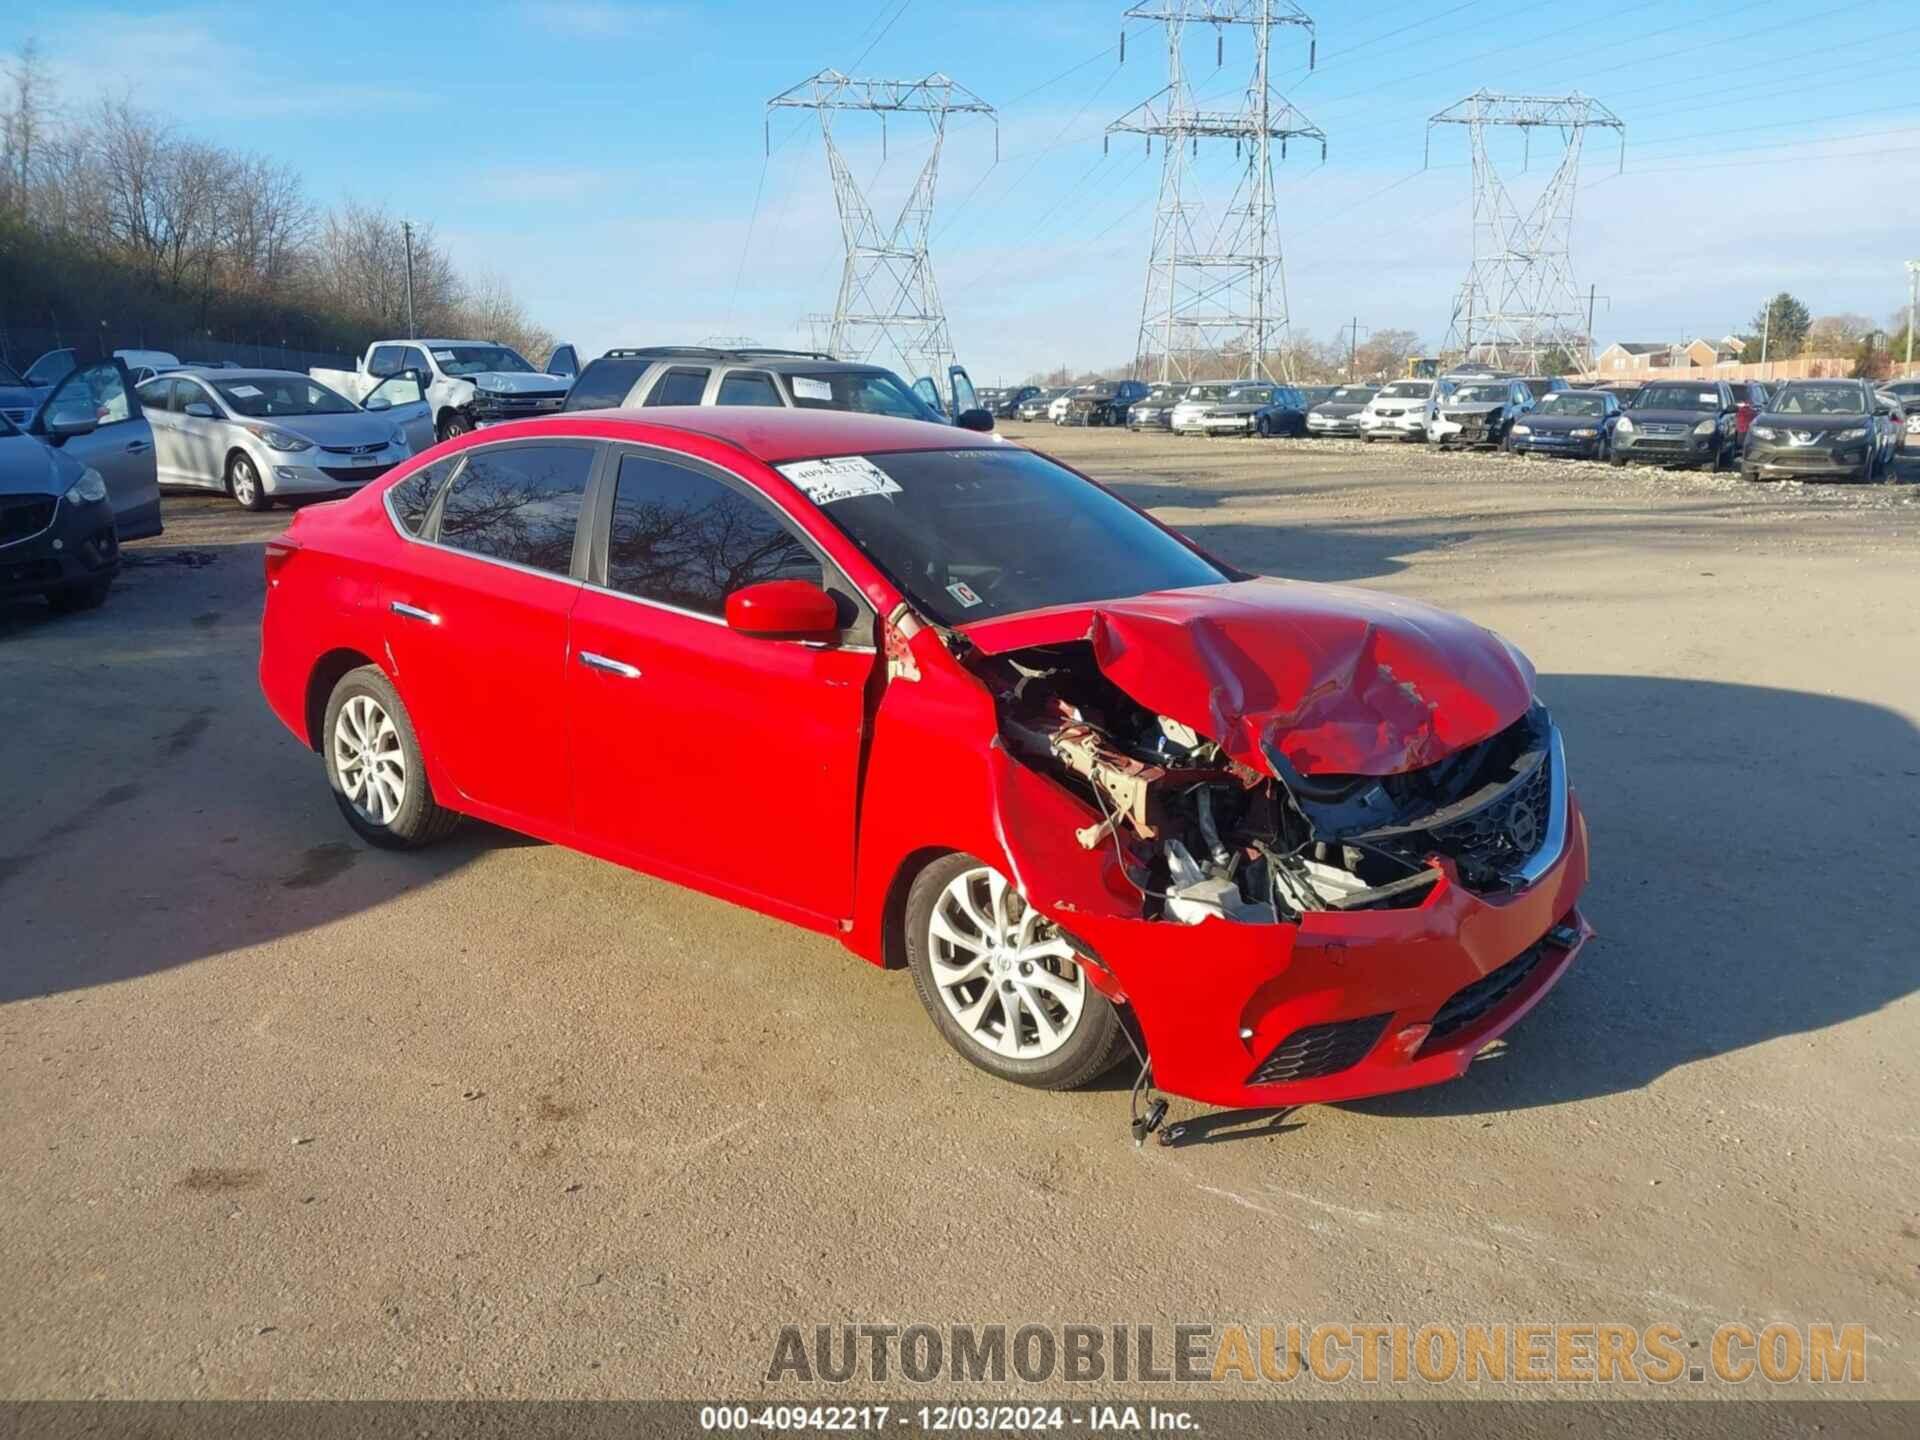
[{"x1": 777, "y1": 456, "x2": 903, "y2": 505}]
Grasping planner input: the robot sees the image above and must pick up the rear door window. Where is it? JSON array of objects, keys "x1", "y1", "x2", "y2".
[
  {"x1": 715, "y1": 371, "x2": 782, "y2": 407},
  {"x1": 564, "y1": 357, "x2": 650, "y2": 411},
  {"x1": 432, "y1": 442, "x2": 596, "y2": 576},
  {"x1": 644, "y1": 368, "x2": 711, "y2": 406}
]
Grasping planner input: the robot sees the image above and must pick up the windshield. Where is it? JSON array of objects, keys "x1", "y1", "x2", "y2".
[
  {"x1": 1378, "y1": 382, "x2": 1430, "y2": 399},
  {"x1": 1328, "y1": 387, "x2": 1374, "y2": 403},
  {"x1": 1634, "y1": 384, "x2": 1721, "y2": 412},
  {"x1": 1145, "y1": 388, "x2": 1180, "y2": 403},
  {"x1": 1224, "y1": 386, "x2": 1271, "y2": 402},
  {"x1": 213, "y1": 376, "x2": 358, "y2": 418},
  {"x1": 1536, "y1": 393, "x2": 1606, "y2": 417},
  {"x1": 1771, "y1": 384, "x2": 1866, "y2": 416},
  {"x1": 1452, "y1": 384, "x2": 1509, "y2": 404},
  {"x1": 25, "y1": 350, "x2": 76, "y2": 386},
  {"x1": 791, "y1": 447, "x2": 1227, "y2": 627},
  {"x1": 435, "y1": 345, "x2": 535, "y2": 377},
  {"x1": 1183, "y1": 386, "x2": 1231, "y2": 401},
  {"x1": 784, "y1": 369, "x2": 938, "y2": 421}
]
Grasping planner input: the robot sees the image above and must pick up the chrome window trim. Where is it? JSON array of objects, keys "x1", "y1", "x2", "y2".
[{"x1": 378, "y1": 433, "x2": 879, "y2": 652}]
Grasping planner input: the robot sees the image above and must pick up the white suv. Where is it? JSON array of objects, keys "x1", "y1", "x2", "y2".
[{"x1": 1358, "y1": 380, "x2": 1436, "y2": 442}]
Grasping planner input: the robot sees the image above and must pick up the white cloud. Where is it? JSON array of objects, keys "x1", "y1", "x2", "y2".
[{"x1": 32, "y1": 11, "x2": 430, "y2": 120}]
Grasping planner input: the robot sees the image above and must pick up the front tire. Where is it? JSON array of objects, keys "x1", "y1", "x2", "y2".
[
  {"x1": 321, "y1": 666, "x2": 460, "y2": 850},
  {"x1": 46, "y1": 577, "x2": 112, "y2": 614},
  {"x1": 436, "y1": 411, "x2": 473, "y2": 444},
  {"x1": 228, "y1": 453, "x2": 271, "y2": 512},
  {"x1": 905, "y1": 854, "x2": 1129, "y2": 1091}
]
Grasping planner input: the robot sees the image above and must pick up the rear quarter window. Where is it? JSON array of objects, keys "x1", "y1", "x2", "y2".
[
  {"x1": 563, "y1": 358, "x2": 650, "y2": 411},
  {"x1": 386, "y1": 457, "x2": 459, "y2": 537}
]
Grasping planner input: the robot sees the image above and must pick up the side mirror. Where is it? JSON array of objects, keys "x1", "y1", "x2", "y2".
[
  {"x1": 184, "y1": 401, "x2": 217, "y2": 419},
  {"x1": 365, "y1": 396, "x2": 392, "y2": 412},
  {"x1": 725, "y1": 579, "x2": 840, "y2": 640},
  {"x1": 956, "y1": 408, "x2": 995, "y2": 433},
  {"x1": 46, "y1": 411, "x2": 97, "y2": 440}
]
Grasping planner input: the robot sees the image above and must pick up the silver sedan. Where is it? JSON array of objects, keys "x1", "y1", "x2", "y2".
[{"x1": 131, "y1": 369, "x2": 432, "y2": 511}]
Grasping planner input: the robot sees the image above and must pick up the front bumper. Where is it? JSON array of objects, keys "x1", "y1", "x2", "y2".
[
  {"x1": 263, "y1": 450, "x2": 407, "y2": 495},
  {"x1": 1306, "y1": 414, "x2": 1361, "y2": 436},
  {"x1": 1358, "y1": 413, "x2": 1424, "y2": 439},
  {"x1": 1511, "y1": 430, "x2": 1603, "y2": 458},
  {"x1": 1613, "y1": 429, "x2": 1717, "y2": 466},
  {"x1": 1200, "y1": 414, "x2": 1256, "y2": 434},
  {"x1": 1051, "y1": 768, "x2": 1591, "y2": 1110},
  {"x1": 1128, "y1": 411, "x2": 1173, "y2": 431},
  {"x1": 1428, "y1": 416, "x2": 1500, "y2": 446},
  {"x1": 1744, "y1": 440, "x2": 1872, "y2": 478},
  {"x1": 469, "y1": 394, "x2": 569, "y2": 427},
  {"x1": 0, "y1": 494, "x2": 119, "y2": 599}
]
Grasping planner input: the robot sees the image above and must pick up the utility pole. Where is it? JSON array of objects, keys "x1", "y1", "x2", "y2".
[
  {"x1": 1906, "y1": 260, "x2": 1918, "y2": 370},
  {"x1": 768, "y1": 71, "x2": 996, "y2": 383},
  {"x1": 1760, "y1": 302, "x2": 1770, "y2": 366},
  {"x1": 1344, "y1": 315, "x2": 1367, "y2": 376},
  {"x1": 1427, "y1": 91, "x2": 1624, "y2": 372},
  {"x1": 1108, "y1": 2, "x2": 1324, "y2": 385},
  {"x1": 401, "y1": 220, "x2": 417, "y2": 340}
]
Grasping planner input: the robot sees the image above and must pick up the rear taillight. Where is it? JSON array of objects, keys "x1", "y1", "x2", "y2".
[{"x1": 263, "y1": 536, "x2": 300, "y2": 585}]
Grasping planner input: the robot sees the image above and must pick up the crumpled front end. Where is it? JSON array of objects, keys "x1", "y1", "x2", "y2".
[{"x1": 962, "y1": 580, "x2": 1590, "y2": 1107}]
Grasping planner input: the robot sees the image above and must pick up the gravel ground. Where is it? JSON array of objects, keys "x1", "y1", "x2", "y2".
[{"x1": 1, "y1": 428, "x2": 1916, "y2": 1403}]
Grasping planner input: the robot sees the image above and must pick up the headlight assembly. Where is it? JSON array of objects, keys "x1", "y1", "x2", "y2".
[
  {"x1": 246, "y1": 423, "x2": 312, "y2": 452},
  {"x1": 1751, "y1": 425, "x2": 1777, "y2": 440},
  {"x1": 63, "y1": 468, "x2": 108, "y2": 505},
  {"x1": 1616, "y1": 416, "x2": 1634, "y2": 433},
  {"x1": 1832, "y1": 426, "x2": 1869, "y2": 443},
  {"x1": 1692, "y1": 419, "x2": 1717, "y2": 436},
  {"x1": 1570, "y1": 427, "x2": 1597, "y2": 438},
  {"x1": 1510, "y1": 424, "x2": 1531, "y2": 435}
]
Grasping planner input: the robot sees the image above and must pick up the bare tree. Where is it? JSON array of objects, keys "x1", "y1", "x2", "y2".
[{"x1": 1, "y1": 39, "x2": 54, "y2": 211}]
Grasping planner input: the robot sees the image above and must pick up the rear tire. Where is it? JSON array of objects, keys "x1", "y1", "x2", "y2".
[
  {"x1": 905, "y1": 853, "x2": 1129, "y2": 1091},
  {"x1": 321, "y1": 666, "x2": 461, "y2": 850},
  {"x1": 1608, "y1": 451, "x2": 1627, "y2": 468}
]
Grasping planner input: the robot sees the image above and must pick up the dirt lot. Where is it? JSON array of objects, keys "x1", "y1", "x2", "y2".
[{"x1": 3, "y1": 428, "x2": 1917, "y2": 1401}]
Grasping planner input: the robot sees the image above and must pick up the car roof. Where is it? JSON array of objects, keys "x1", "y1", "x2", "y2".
[
  {"x1": 554, "y1": 406, "x2": 981, "y2": 463},
  {"x1": 167, "y1": 367, "x2": 311, "y2": 383}
]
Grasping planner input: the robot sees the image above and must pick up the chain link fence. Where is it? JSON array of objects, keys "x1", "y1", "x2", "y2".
[{"x1": 0, "y1": 323, "x2": 354, "y2": 377}]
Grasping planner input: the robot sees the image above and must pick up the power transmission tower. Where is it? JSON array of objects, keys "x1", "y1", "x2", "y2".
[
  {"x1": 1426, "y1": 91, "x2": 1623, "y2": 373},
  {"x1": 1107, "y1": 2, "x2": 1324, "y2": 385},
  {"x1": 767, "y1": 71, "x2": 995, "y2": 382}
]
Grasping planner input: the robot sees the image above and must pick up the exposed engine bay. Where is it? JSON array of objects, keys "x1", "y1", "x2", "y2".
[{"x1": 972, "y1": 641, "x2": 1556, "y2": 925}]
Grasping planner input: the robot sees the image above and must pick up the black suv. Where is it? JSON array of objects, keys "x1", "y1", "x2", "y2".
[
  {"x1": 1061, "y1": 379, "x2": 1150, "y2": 427},
  {"x1": 988, "y1": 385, "x2": 1041, "y2": 419},
  {"x1": 563, "y1": 346, "x2": 990, "y2": 430},
  {"x1": 1743, "y1": 379, "x2": 1885, "y2": 483},
  {"x1": 1612, "y1": 380, "x2": 1739, "y2": 470}
]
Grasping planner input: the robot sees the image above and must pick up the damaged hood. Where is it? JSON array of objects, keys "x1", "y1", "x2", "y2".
[{"x1": 962, "y1": 578, "x2": 1535, "y2": 777}]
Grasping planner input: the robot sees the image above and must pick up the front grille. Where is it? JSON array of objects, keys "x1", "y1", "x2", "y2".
[
  {"x1": 320, "y1": 442, "x2": 387, "y2": 456},
  {"x1": 318, "y1": 463, "x2": 395, "y2": 484},
  {"x1": 1421, "y1": 940, "x2": 1551, "y2": 1051},
  {"x1": 1, "y1": 496, "x2": 57, "y2": 545},
  {"x1": 1415, "y1": 748, "x2": 1554, "y2": 879},
  {"x1": 1247, "y1": 1013, "x2": 1391, "y2": 1086},
  {"x1": 475, "y1": 393, "x2": 567, "y2": 416}
]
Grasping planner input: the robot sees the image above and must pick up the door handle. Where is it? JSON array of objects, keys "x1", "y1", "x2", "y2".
[
  {"x1": 125, "y1": 440, "x2": 152, "y2": 453},
  {"x1": 389, "y1": 601, "x2": 441, "y2": 625},
  {"x1": 579, "y1": 650, "x2": 641, "y2": 679}
]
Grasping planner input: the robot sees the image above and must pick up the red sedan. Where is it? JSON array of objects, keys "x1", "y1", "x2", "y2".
[{"x1": 259, "y1": 409, "x2": 1590, "y2": 1114}]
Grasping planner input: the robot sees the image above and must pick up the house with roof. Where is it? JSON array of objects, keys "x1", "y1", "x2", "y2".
[{"x1": 1595, "y1": 341, "x2": 1670, "y2": 374}]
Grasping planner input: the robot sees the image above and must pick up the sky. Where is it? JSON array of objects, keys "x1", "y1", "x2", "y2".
[{"x1": 7, "y1": 0, "x2": 1915, "y2": 381}]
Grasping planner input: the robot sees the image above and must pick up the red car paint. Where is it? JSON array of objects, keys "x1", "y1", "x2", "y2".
[{"x1": 260, "y1": 409, "x2": 1589, "y2": 1110}]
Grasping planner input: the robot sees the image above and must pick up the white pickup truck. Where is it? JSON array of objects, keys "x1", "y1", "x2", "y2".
[{"x1": 312, "y1": 339, "x2": 578, "y2": 443}]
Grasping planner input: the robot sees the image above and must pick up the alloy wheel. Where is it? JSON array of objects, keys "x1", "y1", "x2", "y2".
[
  {"x1": 231, "y1": 457, "x2": 259, "y2": 507},
  {"x1": 333, "y1": 693, "x2": 408, "y2": 825},
  {"x1": 927, "y1": 866, "x2": 1086, "y2": 1060}
]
